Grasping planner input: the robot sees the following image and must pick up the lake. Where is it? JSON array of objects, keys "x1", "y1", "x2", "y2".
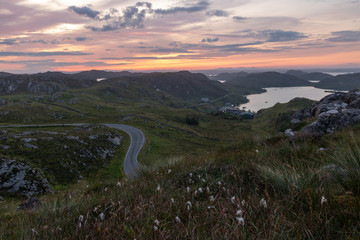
[{"x1": 239, "y1": 86, "x2": 335, "y2": 112}]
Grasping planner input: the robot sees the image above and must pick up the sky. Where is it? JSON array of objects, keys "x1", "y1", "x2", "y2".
[{"x1": 0, "y1": 0, "x2": 360, "y2": 73}]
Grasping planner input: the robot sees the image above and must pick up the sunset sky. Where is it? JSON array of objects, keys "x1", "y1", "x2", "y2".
[{"x1": 1, "y1": 0, "x2": 360, "y2": 73}]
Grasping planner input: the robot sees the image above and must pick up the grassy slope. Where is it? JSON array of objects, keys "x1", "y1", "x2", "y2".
[{"x1": 0, "y1": 86, "x2": 359, "y2": 238}]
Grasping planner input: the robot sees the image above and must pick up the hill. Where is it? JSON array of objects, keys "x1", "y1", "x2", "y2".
[
  {"x1": 315, "y1": 72, "x2": 360, "y2": 90},
  {"x1": 225, "y1": 71, "x2": 312, "y2": 89},
  {"x1": 286, "y1": 70, "x2": 333, "y2": 81},
  {"x1": 209, "y1": 71, "x2": 249, "y2": 81}
]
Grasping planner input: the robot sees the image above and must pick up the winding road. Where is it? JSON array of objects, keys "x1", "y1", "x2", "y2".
[{"x1": 0, "y1": 123, "x2": 145, "y2": 178}]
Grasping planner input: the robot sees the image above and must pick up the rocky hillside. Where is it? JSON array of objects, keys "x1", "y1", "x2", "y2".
[
  {"x1": 315, "y1": 73, "x2": 360, "y2": 90},
  {"x1": 0, "y1": 124, "x2": 124, "y2": 197},
  {"x1": 290, "y1": 89, "x2": 360, "y2": 134}
]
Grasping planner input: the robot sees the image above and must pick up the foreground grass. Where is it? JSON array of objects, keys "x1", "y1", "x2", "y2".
[{"x1": 1, "y1": 127, "x2": 359, "y2": 239}]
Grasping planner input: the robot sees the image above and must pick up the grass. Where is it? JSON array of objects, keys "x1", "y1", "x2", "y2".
[{"x1": 1, "y1": 125, "x2": 360, "y2": 239}]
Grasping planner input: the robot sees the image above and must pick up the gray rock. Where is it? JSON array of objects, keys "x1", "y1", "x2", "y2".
[
  {"x1": 21, "y1": 138, "x2": 37, "y2": 143},
  {"x1": 89, "y1": 135, "x2": 98, "y2": 140},
  {"x1": 107, "y1": 136, "x2": 122, "y2": 146},
  {"x1": 0, "y1": 158, "x2": 53, "y2": 197},
  {"x1": 284, "y1": 129, "x2": 295, "y2": 137},
  {"x1": 0, "y1": 145, "x2": 10, "y2": 150},
  {"x1": 0, "y1": 98, "x2": 7, "y2": 106},
  {"x1": 24, "y1": 143, "x2": 39, "y2": 149},
  {"x1": 66, "y1": 136, "x2": 79, "y2": 140},
  {"x1": 17, "y1": 197, "x2": 42, "y2": 210}
]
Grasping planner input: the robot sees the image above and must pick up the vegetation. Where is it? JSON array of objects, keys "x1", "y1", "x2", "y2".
[{"x1": 0, "y1": 72, "x2": 359, "y2": 239}]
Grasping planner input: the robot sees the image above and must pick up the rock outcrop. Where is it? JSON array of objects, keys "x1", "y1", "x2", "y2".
[
  {"x1": 291, "y1": 89, "x2": 360, "y2": 135},
  {"x1": 0, "y1": 158, "x2": 53, "y2": 197}
]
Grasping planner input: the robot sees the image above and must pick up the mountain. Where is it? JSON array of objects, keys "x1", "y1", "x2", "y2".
[
  {"x1": 209, "y1": 71, "x2": 249, "y2": 81},
  {"x1": 286, "y1": 70, "x2": 333, "y2": 81},
  {"x1": 315, "y1": 73, "x2": 360, "y2": 90},
  {"x1": 225, "y1": 71, "x2": 312, "y2": 89}
]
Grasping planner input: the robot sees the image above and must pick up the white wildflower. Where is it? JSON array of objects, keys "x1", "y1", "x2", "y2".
[
  {"x1": 79, "y1": 215, "x2": 84, "y2": 222},
  {"x1": 198, "y1": 187, "x2": 203, "y2": 193},
  {"x1": 194, "y1": 190, "x2": 198, "y2": 196},
  {"x1": 231, "y1": 196, "x2": 236, "y2": 204},
  {"x1": 236, "y1": 209, "x2": 243, "y2": 216},
  {"x1": 31, "y1": 229, "x2": 39, "y2": 235},
  {"x1": 99, "y1": 213, "x2": 105, "y2": 220},
  {"x1": 170, "y1": 198, "x2": 175, "y2": 203},
  {"x1": 256, "y1": 150, "x2": 259, "y2": 153},
  {"x1": 154, "y1": 219, "x2": 160, "y2": 226},
  {"x1": 156, "y1": 184, "x2": 161, "y2": 192},
  {"x1": 175, "y1": 216, "x2": 181, "y2": 223},
  {"x1": 260, "y1": 198, "x2": 267, "y2": 209},
  {"x1": 189, "y1": 173, "x2": 193, "y2": 178},
  {"x1": 117, "y1": 182, "x2": 122, "y2": 187},
  {"x1": 186, "y1": 201, "x2": 192, "y2": 211},
  {"x1": 241, "y1": 200, "x2": 246, "y2": 206},
  {"x1": 222, "y1": 187, "x2": 226, "y2": 191},
  {"x1": 93, "y1": 207, "x2": 98, "y2": 212},
  {"x1": 168, "y1": 169, "x2": 172, "y2": 174},
  {"x1": 154, "y1": 226, "x2": 158, "y2": 231},
  {"x1": 208, "y1": 205, "x2": 215, "y2": 209},
  {"x1": 206, "y1": 187, "x2": 211, "y2": 193},
  {"x1": 218, "y1": 181, "x2": 222, "y2": 185},
  {"x1": 104, "y1": 187, "x2": 108, "y2": 192},
  {"x1": 202, "y1": 178, "x2": 206, "y2": 183},
  {"x1": 209, "y1": 195, "x2": 215, "y2": 202},
  {"x1": 321, "y1": 196, "x2": 327, "y2": 205},
  {"x1": 236, "y1": 217, "x2": 245, "y2": 225},
  {"x1": 198, "y1": 175, "x2": 201, "y2": 179},
  {"x1": 186, "y1": 187, "x2": 190, "y2": 193}
]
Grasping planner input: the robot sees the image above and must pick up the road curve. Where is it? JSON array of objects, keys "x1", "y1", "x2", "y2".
[{"x1": 0, "y1": 123, "x2": 145, "y2": 178}]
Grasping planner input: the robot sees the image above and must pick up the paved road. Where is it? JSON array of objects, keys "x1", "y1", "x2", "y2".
[{"x1": 0, "y1": 123, "x2": 145, "y2": 178}]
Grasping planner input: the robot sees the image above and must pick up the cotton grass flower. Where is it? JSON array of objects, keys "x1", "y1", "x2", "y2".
[
  {"x1": 154, "y1": 226, "x2": 158, "y2": 231},
  {"x1": 154, "y1": 219, "x2": 160, "y2": 226},
  {"x1": 236, "y1": 209, "x2": 243, "y2": 216},
  {"x1": 198, "y1": 187, "x2": 203, "y2": 193},
  {"x1": 168, "y1": 169, "x2": 172, "y2": 174},
  {"x1": 260, "y1": 198, "x2": 267, "y2": 209},
  {"x1": 170, "y1": 198, "x2": 175, "y2": 204},
  {"x1": 236, "y1": 217, "x2": 245, "y2": 225},
  {"x1": 186, "y1": 201, "x2": 192, "y2": 211},
  {"x1": 117, "y1": 182, "x2": 122, "y2": 187},
  {"x1": 209, "y1": 195, "x2": 215, "y2": 202},
  {"x1": 208, "y1": 205, "x2": 215, "y2": 209},
  {"x1": 99, "y1": 213, "x2": 105, "y2": 221},
  {"x1": 321, "y1": 196, "x2": 327, "y2": 205},
  {"x1": 31, "y1": 229, "x2": 39, "y2": 235},
  {"x1": 156, "y1": 184, "x2": 161, "y2": 192},
  {"x1": 175, "y1": 216, "x2": 181, "y2": 223},
  {"x1": 241, "y1": 200, "x2": 246, "y2": 206},
  {"x1": 186, "y1": 187, "x2": 190, "y2": 193},
  {"x1": 189, "y1": 173, "x2": 193, "y2": 178},
  {"x1": 206, "y1": 187, "x2": 210, "y2": 193},
  {"x1": 231, "y1": 196, "x2": 236, "y2": 204}
]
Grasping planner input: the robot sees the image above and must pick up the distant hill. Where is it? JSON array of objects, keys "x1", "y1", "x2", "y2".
[
  {"x1": 224, "y1": 71, "x2": 312, "y2": 89},
  {"x1": 285, "y1": 70, "x2": 333, "y2": 81},
  {"x1": 71, "y1": 70, "x2": 143, "y2": 81},
  {"x1": 315, "y1": 73, "x2": 360, "y2": 90},
  {"x1": 127, "y1": 71, "x2": 228, "y2": 100},
  {"x1": 209, "y1": 72, "x2": 249, "y2": 81}
]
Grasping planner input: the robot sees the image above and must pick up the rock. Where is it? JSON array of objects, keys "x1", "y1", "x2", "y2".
[
  {"x1": 24, "y1": 143, "x2": 39, "y2": 149},
  {"x1": 0, "y1": 98, "x2": 7, "y2": 106},
  {"x1": 0, "y1": 158, "x2": 53, "y2": 197},
  {"x1": 0, "y1": 135, "x2": 8, "y2": 141},
  {"x1": 0, "y1": 145, "x2": 10, "y2": 150},
  {"x1": 107, "y1": 136, "x2": 122, "y2": 146},
  {"x1": 39, "y1": 137, "x2": 53, "y2": 141},
  {"x1": 284, "y1": 129, "x2": 295, "y2": 137},
  {"x1": 21, "y1": 138, "x2": 37, "y2": 142},
  {"x1": 295, "y1": 89, "x2": 360, "y2": 135},
  {"x1": 89, "y1": 135, "x2": 98, "y2": 140},
  {"x1": 66, "y1": 136, "x2": 79, "y2": 140},
  {"x1": 17, "y1": 197, "x2": 42, "y2": 210}
]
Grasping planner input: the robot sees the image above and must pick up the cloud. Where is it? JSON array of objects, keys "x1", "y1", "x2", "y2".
[
  {"x1": 327, "y1": 31, "x2": 360, "y2": 42},
  {"x1": 0, "y1": 51, "x2": 92, "y2": 56},
  {"x1": 153, "y1": 1, "x2": 209, "y2": 15},
  {"x1": 0, "y1": 60, "x2": 131, "y2": 67},
  {"x1": 0, "y1": 39, "x2": 17, "y2": 45},
  {"x1": 75, "y1": 37, "x2": 89, "y2": 41},
  {"x1": 233, "y1": 16, "x2": 247, "y2": 22},
  {"x1": 206, "y1": 9, "x2": 229, "y2": 17},
  {"x1": 68, "y1": 6, "x2": 100, "y2": 19},
  {"x1": 149, "y1": 47, "x2": 194, "y2": 53},
  {"x1": 261, "y1": 30, "x2": 307, "y2": 42},
  {"x1": 202, "y1": 37, "x2": 219, "y2": 43}
]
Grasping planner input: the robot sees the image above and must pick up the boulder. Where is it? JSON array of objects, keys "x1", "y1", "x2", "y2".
[
  {"x1": 24, "y1": 143, "x2": 39, "y2": 149},
  {"x1": 0, "y1": 158, "x2": 53, "y2": 197},
  {"x1": 17, "y1": 197, "x2": 42, "y2": 210},
  {"x1": 107, "y1": 136, "x2": 122, "y2": 146}
]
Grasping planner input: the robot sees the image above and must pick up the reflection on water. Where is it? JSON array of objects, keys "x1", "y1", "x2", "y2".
[{"x1": 239, "y1": 86, "x2": 334, "y2": 112}]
